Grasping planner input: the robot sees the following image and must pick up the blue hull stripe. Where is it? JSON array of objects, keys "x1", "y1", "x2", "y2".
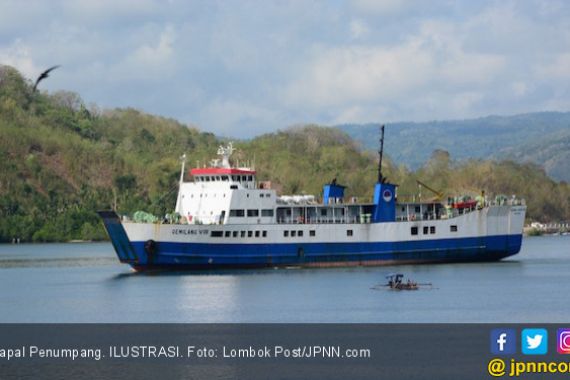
[{"x1": 118, "y1": 234, "x2": 522, "y2": 269}]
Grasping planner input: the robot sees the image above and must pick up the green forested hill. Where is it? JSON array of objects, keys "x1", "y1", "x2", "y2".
[
  {"x1": 1, "y1": 65, "x2": 569, "y2": 242},
  {"x1": 338, "y1": 112, "x2": 570, "y2": 182},
  {"x1": 0, "y1": 65, "x2": 219, "y2": 241},
  {"x1": 502, "y1": 129, "x2": 570, "y2": 182}
]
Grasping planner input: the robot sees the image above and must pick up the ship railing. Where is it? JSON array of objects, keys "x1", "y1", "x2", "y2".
[{"x1": 486, "y1": 198, "x2": 526, "y2": 206}]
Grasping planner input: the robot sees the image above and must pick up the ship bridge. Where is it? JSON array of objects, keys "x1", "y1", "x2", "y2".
[
  {"x1": 174, "y1": 143, "x2": 276, "y2": 225},
  {"x1": 190, "y1": 167, "x2": 257, "y2": 190}
]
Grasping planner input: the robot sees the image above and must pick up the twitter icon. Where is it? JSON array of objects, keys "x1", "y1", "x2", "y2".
[{"x1": 522, "y1": 328, "x2": 548, "y2": 355}]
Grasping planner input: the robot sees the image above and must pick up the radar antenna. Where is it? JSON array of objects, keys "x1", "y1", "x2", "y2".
[{"x1": 217, "y1": 142, "x2": 234, "y2": 168}]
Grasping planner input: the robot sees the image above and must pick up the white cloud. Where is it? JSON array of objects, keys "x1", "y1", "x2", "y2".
[
  {"x1": 350, "y1": 0, "x2": 414, "y2": 14},
  {"x1": 285, "y1": 18, "x2": 506, "y2": 119},
  {"x1": 198, "y1": 99, "x2": 281, "y2": 137},
  {"x1": 349, "y1": 19, "x2": 369, "y2": 40},
  {"x1": 536, "y1": 53, "x2": 570, "y2": 80},
  {"x1": 0, "y1": 39, "x2": 38, "y2": 79},
  {"x1": 511, "y1": 82, "x2": 528, "y2": 97},
  {"x1": 60, "y1": 0, "x2": 160, "y2": 25},
  {"x1": 0, "y1": 1, "x2": 569, "y2": 135},
  {"x1": 130, "y1": 25, "x2": 176, "y2": 68},
  {"x1": 285, "y1": 42, "x2": 434, "y2": 108}
]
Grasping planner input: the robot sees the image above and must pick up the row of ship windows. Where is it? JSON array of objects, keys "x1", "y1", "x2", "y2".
[
  {"x1": 410, "y1": 225, "x2": 458, "y2": 235},
  {"x1": 212, "y1": 229, "x2": 356, "y2": 238},
  {"x1": 195, "y1": 175, "x2": 254, "y2": 182},
  {"x1": 230, "y1": 209, "x2": 274, "y2": 217},
  {"x1": 283, "y1": 230, "x2": 354, "y2": 237},
  {"x1": 191, "y1": 193, "x2": 226, "y2": 198},
  {"x1": 211, "y1": 230, "x2": 268, "y2": 238},
  {"x1": 284, "y1": 230, "x2": 311, "y2": 237}
]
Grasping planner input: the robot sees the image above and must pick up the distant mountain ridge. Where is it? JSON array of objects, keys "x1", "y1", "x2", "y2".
[{"x1": 338, "y1": 112, "x2": 570, "y2": 182}]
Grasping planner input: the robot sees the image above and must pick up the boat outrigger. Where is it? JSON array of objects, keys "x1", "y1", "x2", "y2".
[{"x1": 98, "y1": 126, "x2": 526, "y2": 271}]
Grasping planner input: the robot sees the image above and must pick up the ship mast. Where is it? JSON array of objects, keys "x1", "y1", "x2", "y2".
[
  {"x1": 179, "y1": 153, "x2": 187, "y2": 185},
  {"x1": 175, "y1": 153, "x2": 186, "y2": 213},
  {"x1": 378, "y1": 124, "x2": 385, "y2": 183}
]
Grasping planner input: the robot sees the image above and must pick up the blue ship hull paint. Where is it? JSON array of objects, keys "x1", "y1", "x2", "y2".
[
  {"x1": 124, "y1": 234, "x2": 522, "y2": 271},
  {"x1": 97, "y1": 211, "x2": 138, "y2": 264}
]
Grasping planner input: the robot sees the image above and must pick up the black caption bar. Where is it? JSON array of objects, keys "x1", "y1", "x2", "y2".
[{"x1": 1, "y1": 324, "x2": 569, "y2": 379}]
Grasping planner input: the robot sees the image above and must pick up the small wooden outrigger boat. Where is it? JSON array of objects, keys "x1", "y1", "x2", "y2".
[{"x1": 386, "y1": 273, "x2": 419, "y2": 290}]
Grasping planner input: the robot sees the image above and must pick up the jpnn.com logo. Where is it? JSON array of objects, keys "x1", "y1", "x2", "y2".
[{"x1": 491, "y1": 329, "x2": 516, "y2": 355}]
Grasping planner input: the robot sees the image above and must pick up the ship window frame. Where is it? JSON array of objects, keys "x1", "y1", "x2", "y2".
[
  {"x1": 230, "y1": 209, "x2": 245, "y2": 217},
  {"x1": 247, "y1": 209, "x2": 259, "y2": 217},
  {"x1": 450, "y1": 225, "x2": 458, "y2": 232},
  {"x1": 224, "y1": 231, "x2": 231, "y2": 238},
  {"x1": 423, "y1": 226, "x2": 429, "y2": 235},
  {"x1": 232, "y1": 231, "x2": 238, "y2": 238},
  {"x1": 262, "y1": 231, "x2": 267, "y2": 237},
  {"x1": 411, "y1": 226, "x2": 418, "y2": 235},
  {"x1": 261, "y1": 209, "x2": 274, "y2": 217},
  {"x1": 347, "y1": 229, "x2": 353, "y2": 237},
  {"x1": 291, "y1": 230, "x2": 297, "y2": 237},
  {"x1": 211, "y1": 231, "x2": 223, "y2": 238},
  {"x1": 248, "y1": 231, "x2": 253, "y2": 238},
  {"x1": 255, "y1": 231, "x2": 260, "y2": 238},
  {"x1": 240, "y1": 231, "x2": 246, "y2": 238},
  {"x1": 284, "y1": 231, "x2": 289, "y2": 237},
  {"x1": 430, "y1": 226, "x2": 436, "y2": 234},
  {"x1": 310, "y1": 230, "x2": 316, "y2": 237},
  {"x1": 298, "y1": 230, "x2": 303, "y2": 237}
]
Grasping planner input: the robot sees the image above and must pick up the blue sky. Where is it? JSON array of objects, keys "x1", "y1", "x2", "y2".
[{"x1": 1, "y1": 0, "x2": 569, "y2": 137}]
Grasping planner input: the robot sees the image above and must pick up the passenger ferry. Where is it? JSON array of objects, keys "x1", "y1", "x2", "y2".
[{"x1": 99, "y1": 128, "x2": 526, "y2": 271}]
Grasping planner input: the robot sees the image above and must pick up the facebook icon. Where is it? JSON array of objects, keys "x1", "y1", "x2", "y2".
[{"x1": 491, "y1": 329, "x2": 516, "y2": 355}]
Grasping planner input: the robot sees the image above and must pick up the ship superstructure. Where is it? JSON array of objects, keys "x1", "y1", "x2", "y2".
[{"x1": 99, "y1": 129, "x2": 526, "y2": 271}]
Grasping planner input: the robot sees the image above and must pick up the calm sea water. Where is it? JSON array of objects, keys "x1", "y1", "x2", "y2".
[{"x1": 0, "y1": 236, "x2": 568, "y2": 323}]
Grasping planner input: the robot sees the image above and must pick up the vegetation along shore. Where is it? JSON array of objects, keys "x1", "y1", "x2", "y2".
[{"x1": 1, "y1": 65, "x2": 569, "y2": 242}]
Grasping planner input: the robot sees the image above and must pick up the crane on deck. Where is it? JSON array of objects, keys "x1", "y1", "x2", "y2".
[{"x1": 416, "y1": 179, "x2": 444, "y2": 202}]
